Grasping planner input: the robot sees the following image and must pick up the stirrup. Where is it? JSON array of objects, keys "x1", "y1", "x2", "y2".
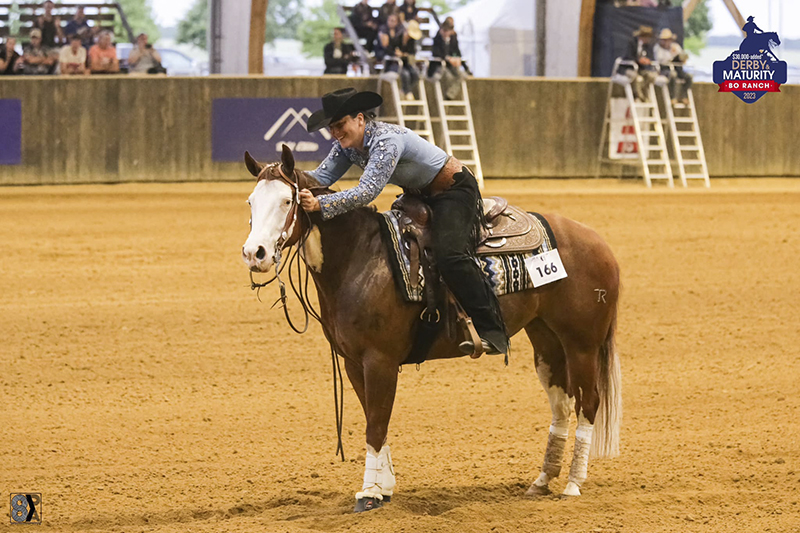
[{"x1": 459, "y1": 339, "x2": 501, "y2": 356}]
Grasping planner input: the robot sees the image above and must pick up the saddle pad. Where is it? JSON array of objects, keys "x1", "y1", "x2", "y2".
[{"x1": 377, "y1": 210, "x2": 558, "y2": 303}]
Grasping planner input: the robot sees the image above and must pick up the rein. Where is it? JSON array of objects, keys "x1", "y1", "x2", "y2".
[{"x1": 249, "y1": 162, "x2": 346, "y2": 461}]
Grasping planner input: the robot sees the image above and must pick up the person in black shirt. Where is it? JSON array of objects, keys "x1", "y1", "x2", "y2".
[
  {"x1": 350, "y1": 0, "x2": 378, "y2": 53},
  {"x1": 0, "y1": 37, "x2": 22, "y2": 75},
  {"x1": 378, "y1": 0, "x2": 400, "y2": 26},
  {"x1": 430, "y1": 20, "x2": 465, "y2": 100},
  {"x1": 623, "y1": 25, "x2": 657, "y2": 101},
  {"x1": 399, "y1": 0, "x2": 418, "y2": 22},
  {"x1": 324, "y1": 27, "x2": 356, "y2": 75},
  {"x1": 34, "y1": 0, "x2": 64, "y2": 48}
]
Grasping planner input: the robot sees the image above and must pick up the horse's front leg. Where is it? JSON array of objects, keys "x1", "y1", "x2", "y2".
[{"x1": 352, "y1": 352, "x2": 398, "y2": 512}]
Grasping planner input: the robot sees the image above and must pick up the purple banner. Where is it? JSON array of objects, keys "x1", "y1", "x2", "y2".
[
  {"x1": 0, "y1": 99, "x2": 22, "y2": 165},
  {"x1": 212, "y1": 98, "x2": 334, "y2": 163}
]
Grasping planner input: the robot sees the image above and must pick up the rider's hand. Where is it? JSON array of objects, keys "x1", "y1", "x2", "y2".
[{"x1": 299, "y1": 189, "x2": 320, "y2": 212}]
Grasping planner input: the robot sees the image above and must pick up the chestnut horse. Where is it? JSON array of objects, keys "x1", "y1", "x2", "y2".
[{"x1": 241, "y1": 146, "x2": 621, "y2": 511}]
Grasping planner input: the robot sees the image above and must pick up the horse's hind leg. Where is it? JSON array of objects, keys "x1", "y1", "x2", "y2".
[{"x1": 524, "y1": 319, "x2": 573, "y2": 496}]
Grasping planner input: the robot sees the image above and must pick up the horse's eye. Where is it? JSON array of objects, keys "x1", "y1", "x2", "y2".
[{"x1": 284, "y1": 199, "x2": 292, "y2": 206}]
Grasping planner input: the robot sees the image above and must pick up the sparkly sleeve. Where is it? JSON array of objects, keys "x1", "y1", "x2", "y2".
[
  {"x1": 309, "y1": 142, "x2": 352, "y2": 187},
  {"x1": 318, "y1": 138, "x2": 401, "y2": 220}
]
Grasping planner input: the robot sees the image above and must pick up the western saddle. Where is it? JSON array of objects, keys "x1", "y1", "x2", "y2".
[{"x1": 392, "y1": 194, "x2": 544, "y2": 360}]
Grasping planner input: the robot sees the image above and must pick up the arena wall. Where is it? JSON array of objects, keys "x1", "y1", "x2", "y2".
[{"x1": 0, "y1": 75, "x2": 797, "y2": 185}]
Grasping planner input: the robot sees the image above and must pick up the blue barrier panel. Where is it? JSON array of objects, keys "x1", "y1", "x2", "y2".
[{"x1": 0, "y1": 99, "x2": 22, "y2": 165}]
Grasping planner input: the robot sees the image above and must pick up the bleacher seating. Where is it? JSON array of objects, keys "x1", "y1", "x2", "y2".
[{"x1": 0, "y1": 2, "x2": 132, "y2": 42}]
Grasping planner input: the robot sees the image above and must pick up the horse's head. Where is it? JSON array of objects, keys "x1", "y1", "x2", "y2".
[{"x1": 241, "y1": 145, "x2": 305, "y2": 272}]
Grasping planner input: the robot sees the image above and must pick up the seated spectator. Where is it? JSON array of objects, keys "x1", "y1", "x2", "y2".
[
  {"x1": 324, "y1": 27, "x2": 356, "y2": 75},
  {"x1": 399, "y1": 0, "x2": 418, "y2": 22},
  {"x1": 21, "y1": 29, "x2": 58, "y2": 75},
  {"x1": 0, "y1": 37, "x2": 22, "y2": 75},
  {"x1": 654, "y1": 28, "x2": 692, "y2": 104},
  {"x1": 128, "y1": 33, "x2": 164, "y2": 74},
  {"x1": 378, "y1": 0, "x2": 400, "y2": 26},
  {"x1": 88, "y1": 31, "x2": 119, "y2": 74},
  {"x1": 401, "y1": 20, "x2": 422, "y2": 99},
  {"x1": 350, "y1": 0, "x2": 378, "y2": 53},
  {"x1": 377, "y1": 14, "x2": 418, "y2": 100},
  {"x1": 59, "y1": 33, "x2": 88, "y2": 75},
  {"x1": 430, "y1": 20, "x2": 465, "y2": 100},
  {"x1": 34, "y1": 0, "x2": 64, "y2": 48},
  {"x1": 64, "y1": 6, "x2": 93, "y2": 47},
  {"x1": 623, "y1": 25, "x2": 657, "y2": 101}
]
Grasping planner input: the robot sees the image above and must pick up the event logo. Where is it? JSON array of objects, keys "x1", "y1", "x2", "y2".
[
  {"x1": 713, "y1": 16, "x2": 787, "y2": 104},
  {"x1": 212, "y1": 98, "x2": 335, "y2": 162}
]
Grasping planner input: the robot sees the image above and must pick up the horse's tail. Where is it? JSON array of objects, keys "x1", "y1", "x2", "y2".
[{"x1": 590, "y1": 300, "x2": 622, "y2": 459}]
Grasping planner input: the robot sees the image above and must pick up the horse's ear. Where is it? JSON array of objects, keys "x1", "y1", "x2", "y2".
[
  {"x1": 244, "y1": 151, "x2": 264, "y2": 178},
  {"x1": 280, "y1": 144, "x2": 295, "y2": 179}
]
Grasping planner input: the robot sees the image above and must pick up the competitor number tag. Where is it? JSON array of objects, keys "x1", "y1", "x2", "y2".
[{"x1": 524, "y1": 249, "x2": 568, "y2": 288}]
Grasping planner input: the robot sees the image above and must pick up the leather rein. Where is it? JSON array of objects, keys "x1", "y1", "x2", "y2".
[{"x1": 247, "y1": 162, "x2": 346, "y2": 462}]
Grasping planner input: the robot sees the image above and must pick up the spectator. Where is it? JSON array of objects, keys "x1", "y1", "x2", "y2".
[
  {"x1": 64, "y1": 6, "x2": 93, "y2": 47},
  {"x1": 401, "y1": 19, "x2": 421, "y2": 99},
  {"x1": 324, "y1": 27, "x2": 356, "y2": 75},
  {"x1": 624, "y1": 25, "x2": 657, "y2": 101},
  {"x1": 399, "y1": 0, "x2": 418, "y2": 22},
  {"x1": 378, "y1": 0, "x2": 400, "y2": 26},
  {"x1": 430, "y1": 20, "x2": 465, "y2": 100},
  {"x1": 654, "y1": 28, "x2": 692, "y2": 104},
  {"x1": 34, "y1": 0, "x2": 64, "y2": 48},
  {"x1": 128, "y1": 33, "x2": 164, "y2": 74},
  {"x1": 88, "y1": 31, "x2": 119, "y2": 74},
  {"x1": 0, "y1": 37, "x2": 22, "y2": 75},
  {"x1": 377, "y1": 14, "x2": 419, "y2": 100},
  {"x1": 59, "y1": 33, "x2": 88, "y2": 75},
  {"x1": 350, "y1": 0, "x2": 378, "y2": 53},
  {"x1": 21, "y1": 28, "x2": 58, "y2": 75}
]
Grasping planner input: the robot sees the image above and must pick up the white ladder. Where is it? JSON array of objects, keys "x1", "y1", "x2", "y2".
[
  {"x1": 430, "y1": 77, "x2": 484, "y2": 189},
  {"x1": 376, "y1": 64, "x2": 434, "y2": 144},
  {"x1": 660, "y1": 84, "x2": 711, "y2": 188},
  {"x1": 630, "y1": 83, "x2": 674, "y2": 188}
]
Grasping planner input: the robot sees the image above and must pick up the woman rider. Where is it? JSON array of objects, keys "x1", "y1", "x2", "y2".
[{"x1": 299, "y1": 88, "x2": 508, "y2": 357}]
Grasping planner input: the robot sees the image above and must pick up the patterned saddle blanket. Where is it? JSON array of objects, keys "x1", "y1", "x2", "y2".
[{"x1": 377, "y1": 208, "x2": 558, "y2": 303}]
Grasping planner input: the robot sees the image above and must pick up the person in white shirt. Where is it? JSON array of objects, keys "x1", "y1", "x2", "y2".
[
  {"x1": 654, "y1": 28, "x2": 692, "y2": 104},
  {"x1": 58, "y1": 33, "x2": 87, "y2": 75}
]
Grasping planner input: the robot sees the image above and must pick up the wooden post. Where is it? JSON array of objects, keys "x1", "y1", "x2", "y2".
[
  {"x1": 682, "y1": 0, "x2": 702, "y2": 21},
  {"x1": 720, "y1": 0, "x2": 745, "y2": 35},
  {"x1": 248, "y1": 0, "x2": 268, "y2": 74},
  {"x1": 578, "y1": 0, "x2": 597, "y2": 77}
]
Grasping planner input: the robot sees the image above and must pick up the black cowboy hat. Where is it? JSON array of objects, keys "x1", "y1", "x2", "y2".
[{"x1": 306, "y1": 88, "x2": 383, "y2": 133}]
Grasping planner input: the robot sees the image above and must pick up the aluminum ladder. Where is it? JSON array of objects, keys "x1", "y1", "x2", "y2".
[
  {"x1": 429, "y1": 71, "x2": 483, "y2": 188},
  {"x1": 376, "y1": 60, "x2": 434, "y2": 144},
  {"x1": 598, "y1": 59, "x2": 674, "y2": 188},
  {"x1": 659, "y1": 75, "x2": 710, "y2": 188}
]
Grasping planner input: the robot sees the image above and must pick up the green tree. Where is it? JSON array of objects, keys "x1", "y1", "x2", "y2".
[
  {"x1": 114, "y1": 0, "x2": 159, "y2": 43},
  {"x1": 177, "y1": 0, "x2": 208, "y2": 50},
  {"x1": 684, "y1": 0, "x2": 712, "y2": 55},
  {"x1": 266, "y1": 0, "x2": 304, "y2": 43},
  {"x1": 297, "y1": 0, "x2": 339, "y2": 57}
]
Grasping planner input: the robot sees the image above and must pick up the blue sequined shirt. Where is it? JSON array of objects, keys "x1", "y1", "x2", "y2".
[{"x1": 310, "y1": 121, "x2": 449, "y2": 220}]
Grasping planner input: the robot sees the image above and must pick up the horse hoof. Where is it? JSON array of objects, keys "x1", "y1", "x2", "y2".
[
  {"x1": 525, "y1": 484, "x2": 552, "y2": 497},
  {"x1": 561, "y1": 482, "x2": 582, "y2": 497},
  {"x1": 354, "y1": 496, "x2": 383, "y2": 513}
]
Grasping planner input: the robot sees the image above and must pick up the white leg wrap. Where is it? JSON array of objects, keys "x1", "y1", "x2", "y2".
[
  {"x1": 356, "y1": 444, "x2": 395, "y2": 500},
  {"x1": 565, "y1": 417, "x2": 594, "y2": 496},
  {"x1": 542, "y1": 424, "x2": 568, "y2": 479}
]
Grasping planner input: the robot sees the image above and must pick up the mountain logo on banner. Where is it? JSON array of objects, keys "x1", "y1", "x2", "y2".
[
  {"x1": 713, "y1": 16, "x2": 787, "y2": 104},
  {"x1": 264, "y1": 107, "x2": 332, "y2": 152}
]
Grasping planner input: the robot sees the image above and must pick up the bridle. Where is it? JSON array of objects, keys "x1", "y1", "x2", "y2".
[{"x1": 247, "y1": 161, "x2": 346, "y2": 462}]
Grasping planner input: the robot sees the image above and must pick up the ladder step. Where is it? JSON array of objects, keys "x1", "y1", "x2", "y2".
[
  {"x1": 450, "y1": 144, "x2": 474, "y2": 151},
  {"x1": 443, "y1": 100, "x2": 467, "y2": 106},
  {"x1": 677, "y1": 132, "x2": 698, "y2": 137},
  {"x1": 445, "y1": 116, "x2": 469, "y2": 121},
  {"x1": 637, "y1": 117, "x2": 659, "y2": 123},
  {"x1": 648, "y1": 174, "x2": 672, "y2": 179},
  {"x1": 682, "y1": 159, "x2": 703, "y2": 165},
  {"x1": 674, "y1": 117, "x2": 694, "y2": 123},
  {"x1": 647, "y1": 160, "x2": 669, "y2": 165},
  {"x1": 679, "y1": 146, "x2": 700, "y2": 151}
]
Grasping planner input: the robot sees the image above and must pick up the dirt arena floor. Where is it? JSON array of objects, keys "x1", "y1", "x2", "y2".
[{"x1": 2, "y1": 178, "x2": 800, "y2": 533}]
